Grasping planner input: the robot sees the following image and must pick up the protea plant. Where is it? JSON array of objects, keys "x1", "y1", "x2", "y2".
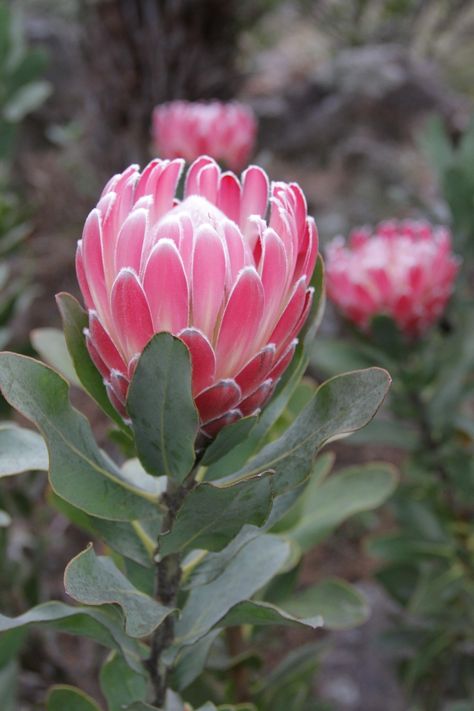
[
  {"x1": 75, "y1": 156, "x2": 318, "y2": 437},
  {"x1": 325, "y1": 220, "x2": 459, "y2": 336}
]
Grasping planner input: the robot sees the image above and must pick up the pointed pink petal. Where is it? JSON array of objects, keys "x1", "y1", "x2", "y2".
[
  {"x1": 110, "y1": 369, "x2": 129, "y2": 404},
  {"x1": 215, "y1": 267, "x2": 265, "y2": 377},
  {"x1": 151, "y1": 159, "x2": 184, "y2": 222},
  {"x1": 235, "y1": 345, "x2": 276, "y2": 397},
  {"x1": 259, "y1": 228, "x2": 288, "y2": 325},
  {"x1": 76, "y1": 242, "x2": 93, "y2": 309},
  {"x1": 105, "y1": 380, "x2": 127, "y2": 418},
  {"x1": 110, "y1": 268, "x2": 154, "y2": 360},
  {"x1": 202, "y1": 409, "x2": 242, "y2": 438},
  {"x1": 88, "y1": 311, "x2": 127, "y2": 373},
  {"x1": 268, "y1": 339, "x2": 297, "y2": 381},
  {"x1": 240, "y1": 166, "x2": 269, "y2": 227},
  {"x1": 195, "y1": 379, "x2": 242, "y2": 423},
  {"x1": 143, "y1": 239, "x2": 189, "y2": 333},
  {"x1": 85, "y1": 334, "x2": 110, "y2": 379},
  {"x1": 269, "y1": 277, "x2": 306, "y2": 351},
  {"x1": 184, "y1": 157, "x2": 216, "y2": 197},
  {"x1": 178, "y1": 327, "x2": 216, "y2": 396},
  {"x1": 115, "y1": 208, "x2": 147, "y2": 274},
  {"x1": 222, "y1": 221, "x2": 248, "y2": 283},
  {"x1": 288, "y1": 183, "x2": 308, "y2": 244},
  {"x1": 140, "y1": 214, "x2": 181, "y2": 271},
  {"x1": 239, "y1": 379, "x2": 274, "y2": 417},
  {"x1": 177, "y1": 213, "x2": 194, "y2": 280},
  {"x1": 197, "y1": 162, "x2": 219, "y2": 204},
  {"x1": 81, "y1": 209, "x2": 109, "y2": 323},
  {"x1": 135, "y1": 159, "x2": 162, "y2": 201},
  {"x1": 279, "y1": 288, "x2": 314, "y2": 354},
  {"x1": 218, "y1": 172, "x2": 242, "y2": 223},
  {"x1": 192, "y1": 226, "x2": 227, "y2": 339}
]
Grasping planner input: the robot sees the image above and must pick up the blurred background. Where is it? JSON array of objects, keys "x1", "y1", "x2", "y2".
[{"x1": 1, "y1": 1, "x2": 473, "y2": 710}]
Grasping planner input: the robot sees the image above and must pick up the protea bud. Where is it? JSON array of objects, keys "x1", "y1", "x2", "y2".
[
  {"x1": 76, "y1": 157, "x2": 318, "y2": 436},
  {"x1": 152, "y1": 101, "x2": 257, "y2": 172},
  {"x1": 325, "y1": 220, "x2": 459, "y2": 337}
]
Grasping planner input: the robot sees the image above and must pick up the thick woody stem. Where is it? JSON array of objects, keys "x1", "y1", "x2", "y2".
[{"x1": 146, "y1": 464, "x2": 201, "y2": 706}]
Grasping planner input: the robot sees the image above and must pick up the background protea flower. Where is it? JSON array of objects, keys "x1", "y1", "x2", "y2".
[
  {"x1": 325, "y1": 220, "x2": 459, "y2": 337},
  {"x1": 76, "y1": 156, "x2": 318, "y2": 437},
  {"x1": 152, "y1": 101, "x2": 257, "y2": 172}
]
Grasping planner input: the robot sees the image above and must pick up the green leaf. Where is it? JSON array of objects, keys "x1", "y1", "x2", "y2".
[
  {"x1": 64, "y1": 545, "x2": 174, "y2": 638},
  {"x1": 171, "y1": 630, "x2": 220, "y2": 691},
  {"x1": 0, "y1": 353, "x2": 158, "y2": 521},
  {"x1": 50, "y1": 492, "x2": 157, "y2": 568},
  {"x1": 222, "y1": 579, "x2": 368, "y2": 631},
  {"x1": 127, "y1": 333, "x2": 199, "y2": 480},
  {"x1": 174, "y1": 533, "x2": 291, "y2": 646},
  {"x1": 0, "y1": 602, "x2": 144, "y2": 673},
  {"x1": 47, "y1": 685, "x2": 102, "y2": 711},
  {"x1": 301, "y1": 253, "x2": 325, "y2": 348},
  {"x1": 56, "y1": 292, "x2": 126, "y2": 429},
  {"x1": 287, "y1": 463, "x2": 398, "y2": 551},
  {"x1": 31, "y1": 327, "x2": 81, "y2": 386},
  {"x1": 158, "y1": 475, "x2": 274, "y2": 557},
  {"x1": 100, "y1": 652, "x2": 148, "y2": 711},
  {"x1": 267, "y1": 452, "x2": 335, "y2": 531},
  {"x1": 201, "y1": 416, "x2": 258, "y2": 467},
  {"x1": 0, "y1": 423, "x2": 48, "y2": 476},
  {"x1": 222, "y1": 368, "x2": 391, "y2": 497}
]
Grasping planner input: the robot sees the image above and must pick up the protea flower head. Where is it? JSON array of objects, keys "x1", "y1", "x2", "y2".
[
  {"x1": 325, "y1": 220, "x2": 459, "y2": 337},
  {"x1": 76, "y1": 156, "x2": 318, "y2": 437},
  {"x1": 152, "y1": 101, "x2": 257, "y2": 172}
]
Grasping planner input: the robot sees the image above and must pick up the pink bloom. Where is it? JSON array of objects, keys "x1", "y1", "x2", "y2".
[
  {"x1": 325, "y1": 220, "x2": 459, "y2": 337},
  {"x1": 152, "y1": 101, "x2": 257, "y2": 172},
  {"x1": 76, "y1": 157, "x2": 318, "y2": 436}
]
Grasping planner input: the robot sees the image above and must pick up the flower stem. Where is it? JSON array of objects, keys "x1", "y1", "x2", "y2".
[{"x1": 146, "y1": 463, "x2": 201, "y2": 706}]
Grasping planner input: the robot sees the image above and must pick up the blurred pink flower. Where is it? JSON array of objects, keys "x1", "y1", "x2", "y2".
[
  {"x1": 325, "y1": 220, "x2": 459, "y2": 337},
  {"x1": 152, "y1": 101, "x2": 257, "y2": 172},
  {"x1": 76, "y1": 157, "x2": 318, "y2": 436}
]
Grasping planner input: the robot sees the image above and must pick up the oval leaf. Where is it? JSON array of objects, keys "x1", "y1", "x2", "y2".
[
  {"x1": 0, "y1": 353, "x2": 157, "y2": 521},
  {"x1": 127, "y1": 333, "x2": 199, "y2": 481},
  {"x1": 65, "y1": 545, "x2": 175, "y2": 638},
  {"x1": 0, "y1": 424, "x2": 48, "y2": 476}
]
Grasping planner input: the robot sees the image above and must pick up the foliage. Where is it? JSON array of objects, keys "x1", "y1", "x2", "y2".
[
  {"x1": 313, "y1": 235, "x2": 474, "y2": 706},
  {"x1": 0, "y1": 265, "x2": 394, "y2": 709}
]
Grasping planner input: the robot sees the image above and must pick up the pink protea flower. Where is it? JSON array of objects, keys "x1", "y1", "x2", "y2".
[
  {"x1": 325, "y1": 220, "x2": 459, "y2": 337},
  {"x1": 76, "y1": 156, "x2": 318, "y2": 437},
  {"x1": 152, "y1": 101, "x2": 257, "y2": 172}
]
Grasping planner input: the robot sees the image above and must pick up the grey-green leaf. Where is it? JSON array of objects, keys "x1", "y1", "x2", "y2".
[
  {"x1": 158, "y1": 475, "x2": 274, "y2": 557},
  {"x1": 31, "y1": 326, "x2": 81, "y2": 387},
  {"x1": 175, "y1": 533, "x2": 291, "y2": 646},
  {"x1": 221, "y1": 579, "x2": 369, "y2": 631},
  {"x1": 222, "y1": 368, "x2": 391, "y2": 496},
  {"x1": 64, "y1": 545, "x2": 174, "y2": 638},
  {"x1": 0, "y1": 424, "x2": 48, "y2": 476},
  {"x1": 100, "y1": 653, "x2": 148, "y2": 711},
  {"x1": 0, "y1": 353, "x2": 157, "y2": 521},
  {"x1": 46, "y1": 685, "x2": 102, "y2": 711},
  {"x1": 127, "y1": 333, "x2": 199, "y2": 480},
  {"x1": 287, "y1": 463, "x2": 398, "y2": 551},
  {"x1": 0, "y1": 602, "x2": 144, "y2": 673}
]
